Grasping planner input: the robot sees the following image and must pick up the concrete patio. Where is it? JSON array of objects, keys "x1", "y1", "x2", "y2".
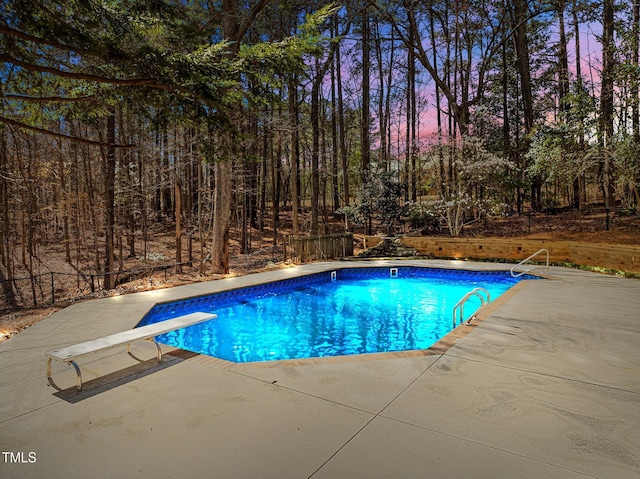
[{"x1": 1, "y1": 260, "x2": 639, "y2": 478}]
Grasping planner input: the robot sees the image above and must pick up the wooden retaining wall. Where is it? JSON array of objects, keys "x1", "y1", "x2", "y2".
[
  {"x1": 284, "y1": 233, "x2": 354, "y2": 264},
  {"x1": 362, "y1": 236, "x2": 640, "y2": 274},
  {"x1": 567, "y1": 242, "x2": 640, "y2": 274}
]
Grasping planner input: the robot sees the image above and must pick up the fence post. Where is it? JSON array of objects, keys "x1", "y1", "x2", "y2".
[
  {"x1": 90, "y1": 274, "x2": 95, "y2": 293},
  {"x1": 283, "y1": 236, "x2": 288, "y2": 262},
  {"x1": 30, "y1": 275, "x2": 37, "y2": 307},
  {"x1": 51, "y1": 272, "x2": 55, "y2": 304}
]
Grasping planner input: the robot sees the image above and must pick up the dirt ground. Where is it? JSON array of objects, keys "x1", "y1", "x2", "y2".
[{"x1": 1, "y1": 207, "x2": 638, "y2": 343}]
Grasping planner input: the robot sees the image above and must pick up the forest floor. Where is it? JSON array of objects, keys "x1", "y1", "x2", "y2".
[{"x1": 1, "y1": 205, "x2": 639, "y2": 342}]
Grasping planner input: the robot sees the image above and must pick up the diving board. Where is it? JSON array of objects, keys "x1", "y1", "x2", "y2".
[{"x1": 46, "y1": 312, "x2": 216, "y2": 391}]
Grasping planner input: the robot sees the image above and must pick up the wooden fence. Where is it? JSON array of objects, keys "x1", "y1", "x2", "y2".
[
  {"x1": 363, "y1": 236, "x2": 640, "y2": 274},
  {"x1": 284, "y1": 233, "x2": 354, "y2": 264}
]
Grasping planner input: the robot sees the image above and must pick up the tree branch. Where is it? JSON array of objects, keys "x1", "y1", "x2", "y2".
[
  {"x1": 0, "y1": 116, "x2": 137, "y2": 148},
  {"x1": 0, "y1": 53, "x2": 173, "y2": 90},
  {"x1": 0, "y1": 25, "x2": 92, "y2": 56},
  {"x1": 236, "y1": 0, "x2": 272, "y2": 42},
  {"x1": 2, "y1": 93, "x2": 95, "y2": 103}
]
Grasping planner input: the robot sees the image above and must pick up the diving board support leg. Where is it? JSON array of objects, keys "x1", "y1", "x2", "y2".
[
  {"x1": 149, "y1": 338, "x2": 162, "y2": 363},
  {"x1": 47, "y1": 356, "x2": 83, "y2": 391},
  {"x1": 126, "y1": 338, "x2": 163, "y2": 363},
  {"x1": 69, "y1": 360, "x2": 83, "y2": 391}
]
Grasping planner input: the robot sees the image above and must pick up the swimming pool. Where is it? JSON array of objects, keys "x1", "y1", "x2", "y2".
[{"x1": 138, "y1": 267, "x2": 537, "y2": 363}]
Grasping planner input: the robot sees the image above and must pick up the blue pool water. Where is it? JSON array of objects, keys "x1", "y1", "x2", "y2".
[{"x1": 138, "y1": 267, "x2": 536, "y2": 363}]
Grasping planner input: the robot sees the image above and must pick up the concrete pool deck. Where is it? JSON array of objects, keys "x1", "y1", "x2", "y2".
[{"x1": 1, "y1": 260, "x2": 639, "y2": 478}]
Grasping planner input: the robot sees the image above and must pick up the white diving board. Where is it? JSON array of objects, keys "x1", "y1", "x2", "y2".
[{"x1": 46, "y1": 312, "x2": 216, "y2": 391}]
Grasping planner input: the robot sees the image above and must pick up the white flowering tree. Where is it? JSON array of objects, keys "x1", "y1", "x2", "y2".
[{"x1": 421, "y1": 136, "x2": 513, "y2": 236}]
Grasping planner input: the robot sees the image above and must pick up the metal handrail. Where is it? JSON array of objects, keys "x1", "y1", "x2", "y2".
[
  {"x1": 452, "y1": 287, "x2": 491, "y2": 328},
  {"x1": 510, "y1": 248, "x2": 549, "y2": 277}
]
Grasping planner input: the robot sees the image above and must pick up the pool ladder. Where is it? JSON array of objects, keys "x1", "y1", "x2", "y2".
[
  {"x1": 510, "y1": 248, "x2": 549, "y2": 277},
  {"x1": 452, "y1": 287, "x2": 491, "y2": 328}
]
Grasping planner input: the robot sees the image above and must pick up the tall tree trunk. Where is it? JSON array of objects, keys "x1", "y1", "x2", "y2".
[
  {"x1": 211, "y1": 0, "x2": 239, "y2": 274},
  {"x1": 361, "y1": 7, "x2": 371, "y2": 175},
  {"x1": 311, "y1": 64, "x2": 321, "y2": 235},
  {"x1": 511, "y1": 0, "x2": 538, "y2": 209},
  {"x1": 210, "y1": 0, "x2": 269, "y2": 273},
  {"x1": 410, "y1": 20, "x2": 418, "y2": 203},
  {"x1": 175, "y1": 178, "x2": 182, "y2": 271},
  {"x1": 154, "y1": 127, "x2": 162, "y2": 223},
  {"x1": 330, "y1": 45, "x2": 340, "y2": 211},
  {"x1": 260, "y1": 109, "x2": 269, "y2": 232},
  {"x1": 336, "y1": 18, "x2": 349, "y2": 206},
  {"x1": 557, "y1": 1, "x2": 572, "y2": 210},
  {"x1": 56, "y1": 137, "x2": 72, "y2": 264},
  {"x1": 212, "y1": 154, "x2": 232, "y2": 274},
  {"x1": 198, "y1": 126, "x2": 206, "y2": 274},
  {"x1": 572, "y1": 0, "x2": 586, "y2": 210},
  {"x1": 162, "y1": 122, "x2": 172, "y2": 220},
  {"x1": 385, "y1": 28, "x2": 395, "y2": 170},
  {"x1": 123, "y1": 114, "x2": 136, "y2": 258},
  {"x1": 511, "y1": 0, "x2": 534, "y2": 135},
  {"x1": 501, "y1": 15, "x2": 513, "y2": 210},
  {"x1": 320, "y1": 101, "x2": 330, "y2": 233},
  {"x1": 430, "y1": 9, "x2": 446, "y2": 198},
  {"x1": 137, "y1": 120, "x2": 148, "y2": 261},
  {"x1": 0, "y1": 126, "x2": 17, "y2": 308},
  {"x1": 241, "y1": 161, "x2": 249, "y2": 253},
  {"x1": 103, "y1": 107, "x2": 116, "y2": 289},
  {"x1": 289, "y1": 78, "x2": 300, "y2": 236},
  {"x1": 600, "y1": 0, "x2": 615, "y2": 208},
  {"x1": 557, "y1": 1, "x2": 570, "y2": 117},
  {"x1": 272, "y1": 104, "x2": 282, "y2": 246},
  {"x1": 374, "y1": 16, "x2": 387, "y2": 169},
  {"x1": 405, "y1": 37, "x2": 413, "y2": 201}
]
